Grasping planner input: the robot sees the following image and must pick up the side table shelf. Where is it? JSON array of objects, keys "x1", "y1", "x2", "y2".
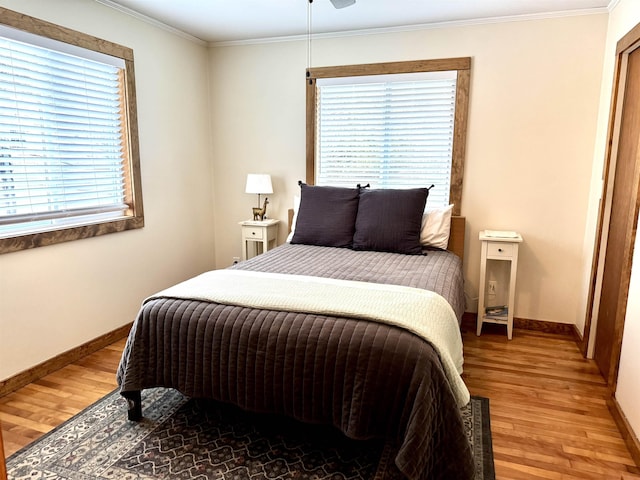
[{"x1": 477, "y1": 230, "x2": 523, "y2": 339}]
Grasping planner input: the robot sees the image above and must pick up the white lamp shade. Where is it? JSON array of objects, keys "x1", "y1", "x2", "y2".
[{"x1": 245, "y1": 174, "x2": 273, "y2": 194}]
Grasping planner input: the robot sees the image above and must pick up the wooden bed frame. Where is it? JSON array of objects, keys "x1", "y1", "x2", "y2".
[
  {"x1": 287, "y1": 209, "x2": 466, "y2": 261},
  {"x1": 448, "y1": 216, "x2": 466, "y2": 261}
]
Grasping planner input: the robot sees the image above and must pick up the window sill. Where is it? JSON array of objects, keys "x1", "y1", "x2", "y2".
[{"x1": 0, "y1": 215, "x2": 144, "y2": 254}]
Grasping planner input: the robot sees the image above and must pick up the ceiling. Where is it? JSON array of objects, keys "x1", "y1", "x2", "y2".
[{"x1": 101, "y1": 0, "x2": 611, "y2": 44}]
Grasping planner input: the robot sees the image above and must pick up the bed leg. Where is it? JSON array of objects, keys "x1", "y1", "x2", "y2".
[{"x1": 123, "y1": 391, "x2": 142, "y2": 421}]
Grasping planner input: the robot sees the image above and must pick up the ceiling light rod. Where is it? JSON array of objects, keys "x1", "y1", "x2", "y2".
[
  {"x1": 307, "y1": 0, "x2": 356, "y2": 84},
  {"x1": 307, "y1": 0, "x2": 313, "y2": 84}
]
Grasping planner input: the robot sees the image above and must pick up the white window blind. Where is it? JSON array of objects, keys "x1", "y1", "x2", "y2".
[
  {"x1": 0, "y1": 34, "x2": 128, "y2": 237},
  {"x1": 315, "y1": 71, "x2": 457, "y2": 207}
]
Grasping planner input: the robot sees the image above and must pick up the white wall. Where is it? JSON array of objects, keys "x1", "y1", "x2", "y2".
[
  {"x1": 0, "y1": 1, "x2": 215, "y2": 380},
  {"x1": 602, "y1": 0, "x2": 640, "y2": 445},
  {"x1": 618, "y1": 232, "x2": 640, "y2": 439},
  {"x1": 209, "y1": 14, "x2": 608, "y2": 325}
]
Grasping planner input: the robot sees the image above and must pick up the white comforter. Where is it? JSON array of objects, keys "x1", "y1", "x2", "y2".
[{"x1": 147, "y1": 269, "x2": 470, "y2": 407}]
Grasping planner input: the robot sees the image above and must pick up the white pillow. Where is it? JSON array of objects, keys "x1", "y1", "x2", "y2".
[
  {"x1": 285, "y1": 195, "x2": 301, "y2": 242},
  {"x1": 420, "y1": 204, "x2": 454, "y2": 249}
]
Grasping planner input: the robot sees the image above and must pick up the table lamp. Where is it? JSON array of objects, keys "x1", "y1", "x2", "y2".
[{"x1": 245, "y1": 174, "x2": 273, "y2": 220}]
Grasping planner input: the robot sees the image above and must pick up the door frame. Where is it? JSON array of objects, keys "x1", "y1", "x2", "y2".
[{"x1": 582, "y1": 21, "x2": 640, "y2": 391}]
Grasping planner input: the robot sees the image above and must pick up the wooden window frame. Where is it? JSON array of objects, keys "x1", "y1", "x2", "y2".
[
  {"x1": 0, "y1": 7, "x2": 144, "y2": 254},
  {"x1": 306, "y1": 57, "x2": 470, "y2": 216}
]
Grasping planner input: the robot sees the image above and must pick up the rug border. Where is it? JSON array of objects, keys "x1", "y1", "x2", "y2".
[
  {"x1": 8, "y1": 389, "x2": 496, "y2": 480},
  {"x1": 6, "y1": 388, "x2": 121, "y2": 462},
  {"x1": 474, "y1": 395, "x2": 496, "y2": 480}
]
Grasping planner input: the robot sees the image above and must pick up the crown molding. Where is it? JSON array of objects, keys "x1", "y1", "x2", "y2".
[
  {"x1": 211, "y1": 7, "x2": 609, "y2": 47},
  {"x1": 95, "y1": 1, "x2": 608, "y2": 49},
  {"x1": 94, "y1": 0, "x2": 207, "y2": 46},
  {"x1": 607, "y1": 0, "x2": 622, "y2": 11}
]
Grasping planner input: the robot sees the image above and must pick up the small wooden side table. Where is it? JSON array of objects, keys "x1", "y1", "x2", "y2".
[
  {"x1": 239, "y1": 219, "x2": 279, "y2": 261},
  {"x1": 477, "y1": 230, "x2": 523, "y2": 339}
]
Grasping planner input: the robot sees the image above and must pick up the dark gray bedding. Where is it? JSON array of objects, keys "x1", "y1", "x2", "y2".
[
  {"x1": 233, "y1": 243, "x2": 465, "y2": 322},
  {"x1": 117, "y1": 244, "x2": 473, "y2": 480}
]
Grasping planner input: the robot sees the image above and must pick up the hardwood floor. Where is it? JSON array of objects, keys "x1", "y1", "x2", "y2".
[
  {"x1": 1, "y1": 327, "x2": 639, "y2": 479},
  {"x1": 463, "y1": 323, "x2": 640, "y2": 479},
  {"x1": 0, "y1": 340, "x2": 125, "y2": 457}
]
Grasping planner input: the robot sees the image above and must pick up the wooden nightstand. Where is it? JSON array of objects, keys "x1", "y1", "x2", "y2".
[
  {"x1": 477, "y1": 230, "x2": 523, "y2": 339},
  {"x1": 239, "y1": 219, "x2": 279, "y2": 261}
]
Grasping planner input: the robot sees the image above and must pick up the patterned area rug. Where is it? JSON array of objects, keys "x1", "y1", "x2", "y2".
[{"x1": 7, "y1": 388, "x2": 495, "y2": 479}]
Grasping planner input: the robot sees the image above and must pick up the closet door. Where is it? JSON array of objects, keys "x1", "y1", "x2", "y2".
[{"x1": 590, "y1": 26, "x2": 640, "y2": 386}]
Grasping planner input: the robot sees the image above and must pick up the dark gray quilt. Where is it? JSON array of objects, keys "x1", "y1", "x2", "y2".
[{"x1": 117, "y1": 244, "x2": 474, "y2": 480}]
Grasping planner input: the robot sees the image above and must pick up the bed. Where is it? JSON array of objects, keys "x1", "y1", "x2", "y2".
[{"x1": 117, "y1": 185, "x2": 475, "y2": 480}]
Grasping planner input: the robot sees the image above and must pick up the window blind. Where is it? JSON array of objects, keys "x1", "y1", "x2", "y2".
[
  {"x1": 315, "y1": 71, "x2": 457, "y2": 208},
  {"x1": 0, "y1": 35, "x2": 127, "y2": 236}
]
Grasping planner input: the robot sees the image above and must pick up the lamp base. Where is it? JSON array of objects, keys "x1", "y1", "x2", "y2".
[{"x1": 252, "y1": 197, "x2": 269, "y2": 221}]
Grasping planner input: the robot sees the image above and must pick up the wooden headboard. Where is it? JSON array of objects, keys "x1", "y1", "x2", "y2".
[
  {"x1": 287, "y1": 209, "x2": 466, "y2": 261},
  {"x1": 448, "y1": 216, "x2": 466, "y2": 261}
]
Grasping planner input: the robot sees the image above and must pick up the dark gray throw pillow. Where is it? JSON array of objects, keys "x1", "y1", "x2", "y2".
[
  {"x1": 353, "y1": 187, "x2": 429, "y2": 255},
  {"x1": 291, "y1": 184, "x2": 360, "y2": 248}
]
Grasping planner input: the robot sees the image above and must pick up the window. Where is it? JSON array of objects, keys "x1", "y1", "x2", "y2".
[
  {"x1": 306, "y1": 58, "x2": 470, "y2": 214},
  {"x1": 0, "y1": 7, "x2": 143, "y2": 254}
]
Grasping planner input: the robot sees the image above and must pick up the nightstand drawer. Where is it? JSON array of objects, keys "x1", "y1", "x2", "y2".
[
  {"x1": 487, "y1": 242, "x2": 514, "y2": 258},
  {"x1": 244, "y1": 228, "x2": 264, "y2": 240}
]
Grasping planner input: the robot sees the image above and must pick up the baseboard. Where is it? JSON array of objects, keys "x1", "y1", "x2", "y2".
[
  {"x1": 609, "y1": 395, "x2": 640, "y2": 468},
  {"x1": 0, "y1": 323, "x2": 132, "y2": 398},
  {"x1": 513, "y1": 316, "x2": 575, "y2": 335},
  {"x1": 572, "y1": 323, "x2": 584, "y2": 345},
  {"x1": 462, "y1": 312, "x2": 575, "y2": 336}
]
